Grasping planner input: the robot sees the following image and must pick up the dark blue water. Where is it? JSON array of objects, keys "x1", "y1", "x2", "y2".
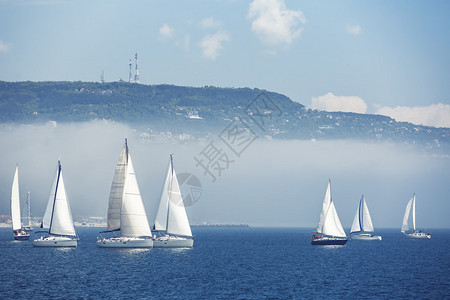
[{"x1": 0, "y1": 227, "x2": 449, "y2": 299}]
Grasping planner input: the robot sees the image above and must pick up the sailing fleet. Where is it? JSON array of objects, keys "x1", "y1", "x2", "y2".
[
  {"x1": 7, "y1": 139, "x2": 431, "y2": 247},
  {"x1": 310, "y1": 180, "x2": 430, "y2": 245}
]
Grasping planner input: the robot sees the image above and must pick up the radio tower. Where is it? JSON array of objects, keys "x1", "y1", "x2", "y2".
[
  {"x1": 128, "y1": 59, "x2": 132, "y2": 83},
  {"x1": 134, "y1": 52, "x2": 140, "y2": 84}
]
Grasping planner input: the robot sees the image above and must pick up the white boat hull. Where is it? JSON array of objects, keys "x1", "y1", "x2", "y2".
[
  {"x1": 404, "y1": 232, "x2": 431, "y2": 239},
  {"x1": 351, "y1": 233, "x2": 382, "y2": 241},
  {"x1": 153, "y1": 236, "x2": 194, "y2": 248},
  {"x1": 96, "y1": 237, "x2": 153, "y2": 248},
  {"x1": 33, "y1": 236, "x2": 77, "y2": 247}
]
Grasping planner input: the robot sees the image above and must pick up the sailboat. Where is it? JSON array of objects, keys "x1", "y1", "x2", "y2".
[
  {"x1": 33, "y1": 160, "x2": 78, "y2": 247},
  {"x1": 350, "y1": 195, "x2": 382, "y2": 240},
  {"x1": 10, "y1": 166, "x2": 30, "y2": 240},
  {"x1": 152, "y1": 154, "x2": 194, "y2": 248},
  {"x1": 401, "y1": 194, "x2": 431, "y2": 239},
  {"x1": 97, "y1": 139, "x2": 153, "y2": 248},
  {"x1": 311, "y1": 180, "x2": 348, "y2": 245},
  {"x1": 22, "y1": 191, "x2": 33, "y2": 231}
]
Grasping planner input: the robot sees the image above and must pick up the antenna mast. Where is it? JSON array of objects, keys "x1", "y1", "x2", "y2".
[
  {"x1": 128, "y1": 59, "x2": 132, "y2": 83},
  {"x1": 134, "y1": 52, "x2": 140, "y2": 84}
]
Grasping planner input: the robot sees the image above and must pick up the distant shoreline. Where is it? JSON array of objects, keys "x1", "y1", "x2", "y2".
[{"x1": 191, "y1": 224, "x2": 250, "y2": 228}]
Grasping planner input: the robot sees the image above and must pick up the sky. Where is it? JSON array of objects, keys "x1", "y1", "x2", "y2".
[{"x1": 0, "y1": 0, "x2": 450, "y2": 127}]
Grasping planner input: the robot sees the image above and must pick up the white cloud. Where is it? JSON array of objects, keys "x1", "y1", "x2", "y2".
[
  {"x1": 159, "y1": 24, "x2": 174, "y2": 39},
  {"x1": 199, "y1": 31, "x2": 230, "y2": 60},
  {"x1": 248, "y1": 0, "x2": 306, "y2": 47},
  {"x1": 376, "y1": 103, "x2": 450, "y2": 128},
  {"x1": 0, "y1": 40, "x2": 12, "y2": 53},
  {"x1": 311, "y1": 92, "x2": 368, "y2": 114},
  {"x1": 346, "y1": 24, "x2": 362, "y2": 35},
  {"x1": 199, "y1": 17, "x2": 221, "y2": 29}
]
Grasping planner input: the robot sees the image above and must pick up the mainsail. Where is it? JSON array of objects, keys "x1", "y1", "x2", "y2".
[
  {"x1": 48, "y1": 162, "x2": 76, "y2": 237},
  {"x1": 41, "y1": 166, "x2": 58, "y2": 229},
  {"x1": 11, "y1": 166, "x2": 22, "y2": 232},
  {"x1": 316, "y1": 180, "x2": 331, "y2": 233},
  {"x1": 350, "y1": 195, "x2": 374, "y2": 233},
  {"x1": 153, "y1": 155, "x2": 192, "y2": 237},
  {"x1": 316, "y1": 181, "x2": 346, "y2": 238},
  {"x1": 120, "y1": 154, "x2": 151, "y2": 237},
  {"x1": 153, "y1": 164, "x2": 171, "y2": 231},
  {"x1": 107, "y1": 143, "x2": 127, "y2": 231},
  {"x1": 401, "y1": 194, "x2": 415, "y2": 233}
]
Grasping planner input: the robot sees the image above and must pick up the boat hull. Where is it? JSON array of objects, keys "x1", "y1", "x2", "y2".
[
  {"x1": 153, "y1": 236, "x2": 194, "y2": 248},
  {"x1": 404, "y1": 232, "x2": 431, "y2": 239},
  {"x1": 351, "y1": 234, "x2": 382, "y2": 241},
  {"x1": 33, "y1": 236, "x2": 77, "y2": 247},
  {"x1": 14, "y1": 231, "x2": 30, "y2": 240},
  {"x1": 311, "y1": 237, "x2": 348, "y2": 245},
  {"x1": 96, "y1": 237, "x2": 153, "y2": 248}
]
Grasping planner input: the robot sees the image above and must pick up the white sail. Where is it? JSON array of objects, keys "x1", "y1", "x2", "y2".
[
  {"x1": 316, "y1": 180, "x2": 331, "y2": 233},
  {"x1": 120, "y1": 154, "x2": 151, "y2": 237},
  {"x1": 350, "y1": 204, "x2": 361, "y2": 233},
  {"x1": 49, "y1": 165, "x2": 76, "y2": 237},
  {"x1": 401, "y1": 196, "x2": 414, "y2": 233},
  {"x1": 153, "y1": 163, "x2": 171, "y2": 231},
  {"x1": 107, "y1": 145, "x2": 128, "y2": 231},
  {"x1": 11, "y1": 166, "x2": 22, "y2": 231},
  {"x1": 42, "y1": 166, "x2": 58, "y2": 229},
  {"x1": 166, "y1": 168, "x2": 192, "y2": 237},
  {"x1": 361, "y1": 198, "x2": 374, "y2": 232},
  {"x1": 322, "y1": 200, "x2": 347, "y2": 237},
  {"x1": 351, "y1": 196, "x2": 374, "y2": 233}
]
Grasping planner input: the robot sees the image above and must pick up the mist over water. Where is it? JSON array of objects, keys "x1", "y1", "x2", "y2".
[{"x1": 0, "y1": 121, "x2": 449, "y2": 229}]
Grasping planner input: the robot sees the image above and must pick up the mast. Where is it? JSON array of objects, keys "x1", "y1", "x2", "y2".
[
  {"x1": 359, "y1": 196, "x2": 363, "y2": 232},
  {"x1": 412, "y1": 193, "x2": 416, "y2": 232},
  {"x1": 165, "y1": 154, "x2": 174, "y2": 231},
  {"x1": 125, "y1": 138, "x2": 128, "y2": 163},
  {"x1": 48, "y1": 161, "x2": 62, "y2": 233}
]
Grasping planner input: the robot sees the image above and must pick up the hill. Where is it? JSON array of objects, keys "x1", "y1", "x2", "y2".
[{"x1": 0, "y1": 81, "x2": 449, "y2": 148}]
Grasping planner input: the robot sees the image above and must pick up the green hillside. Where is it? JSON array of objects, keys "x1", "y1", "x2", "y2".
[{"x1": 0, "y1": 81, "x2": 449, "y2": 146}]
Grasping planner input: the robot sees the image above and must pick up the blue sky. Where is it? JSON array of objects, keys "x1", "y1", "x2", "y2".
[{"x1": 1, "y1": 0, "x2": 449, "y2": 127}]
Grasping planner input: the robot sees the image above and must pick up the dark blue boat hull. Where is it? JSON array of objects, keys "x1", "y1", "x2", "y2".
[{"x1": 311, "y1": 238, "x2": 347, "y2": 245}]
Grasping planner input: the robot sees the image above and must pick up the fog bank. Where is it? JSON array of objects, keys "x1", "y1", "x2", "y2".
[{"x1": 0, "y1": 121, "x2": 449, "y2": 229}]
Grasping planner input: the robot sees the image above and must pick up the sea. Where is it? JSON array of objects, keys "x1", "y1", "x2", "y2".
[{"x1": 0, "y1": 227, "x2": 449, "y2": 299}]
